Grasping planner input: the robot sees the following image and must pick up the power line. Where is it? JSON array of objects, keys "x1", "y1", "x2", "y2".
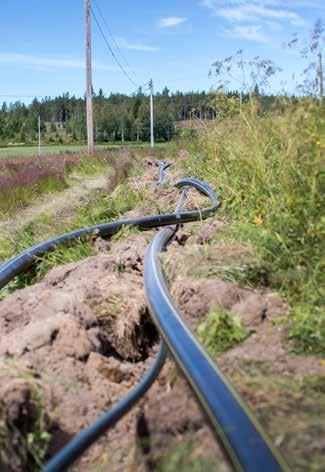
[
  {"x1": 92, "y1": 0, "x2": 137, "y2": 79},
  {"x1": 0, "y1": 94, "x2": 47, "y2": 99},
  {"x1": 90, "y1": 5, "x2": 139, "y2": 89}
]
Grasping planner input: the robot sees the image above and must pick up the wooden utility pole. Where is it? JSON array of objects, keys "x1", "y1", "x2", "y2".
[
  {"x1": 85, "y1": 0, "x2": 94, "y2": 155},
  {"x1": 149, "y1": 79, "x2": 154, "y2": 148},
  {"x1": 38, "y1": 115, "x2": 41, "y2": 157}
]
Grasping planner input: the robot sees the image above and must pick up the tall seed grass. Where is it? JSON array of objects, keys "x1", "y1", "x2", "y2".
[{"x1": 182, "y1": 97, "x2": 325, "y2": 354}]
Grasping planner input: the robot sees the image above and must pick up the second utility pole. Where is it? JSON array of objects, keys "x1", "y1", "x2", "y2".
[
  {"x1": 149, "y1": 79, "x2": 154, "y2": 148},
  {"x1": 38, "y1": 115, "x2": 41, "y2": 157},
  {"x1": 85, "y1": 0, "x2": 94, "y2": 155}
]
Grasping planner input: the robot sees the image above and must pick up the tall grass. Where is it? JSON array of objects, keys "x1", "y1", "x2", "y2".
[{"x1": 182, "y1": 97, "x2": 324, "y2": 354}]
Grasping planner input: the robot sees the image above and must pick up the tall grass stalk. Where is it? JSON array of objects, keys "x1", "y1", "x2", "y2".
[{"x1": 183, "y1": 97, "x2": 324, "y2": 353}]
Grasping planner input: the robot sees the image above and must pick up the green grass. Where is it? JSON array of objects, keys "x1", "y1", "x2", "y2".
[
  {"x1": 0, "y1": 179, "x2": 144, "y2": 298},
  {"x1": 227, "y1": 360, "x2": 325, "y2": 471},
  {"x1": 0, "y1": 361, "x2": 51, "y2": 471},
  {"x1": 0, "y1": 144, "x2": 108, "y2": 158},
  {"x1": 180, "y1": 96, "x2": 325, "y2": 354},
  {"x1": 0, "y1": 177, "x2": 68, "y2": 218}
]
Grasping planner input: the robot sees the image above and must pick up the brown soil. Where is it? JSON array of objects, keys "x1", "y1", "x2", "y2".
[{"x1": 0, "y1": 155, "x2": 324, "y2": 471}]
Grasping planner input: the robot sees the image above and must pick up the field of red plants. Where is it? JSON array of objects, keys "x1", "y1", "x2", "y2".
[{"x1": 0, "y1": 153, "x2": 109, "y2": 215}]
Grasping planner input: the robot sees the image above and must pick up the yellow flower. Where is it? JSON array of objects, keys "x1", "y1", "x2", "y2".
[
  {"x1": 254, "y1": 215, "x2": 263, "y2": 226},
  {"x1": 316, "y1": 140, "x2": 321, "y2": 145}
]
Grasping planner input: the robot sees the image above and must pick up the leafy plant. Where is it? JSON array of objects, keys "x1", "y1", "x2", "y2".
[
  {"x1": 157, "y1": 441, "x2": 217, "y2": 472},
  {"x1": 197, "y1": 305, "x2": 248, "y2": 356},
  {"x1": 289, "y1": 304, "x2": 325, "y2": 354}
]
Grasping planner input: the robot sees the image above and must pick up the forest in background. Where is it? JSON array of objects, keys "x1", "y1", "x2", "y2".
[{"x1": 0, "y1": 87, "x2": 279, "y2": 146}]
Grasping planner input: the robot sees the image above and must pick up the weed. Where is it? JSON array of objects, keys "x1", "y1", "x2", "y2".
[
  {"x1": 157, "y1": 441, "x2": 217, "y2": 472},
  {"x1": 76, "y1": 183, "x2": 141, "y2": 227},
  {"x1": 289, "y1": 304, "x2": 325, "y2": 354},
  {"x1": 0, "y1": 361, "x2": 52, "y2": 471},
  {"x1": 229, "y1": 360, "x2": 325, "y2": 471},
  {"x1": 197, "y1": 305, "x2": 248, "y2": 356}
]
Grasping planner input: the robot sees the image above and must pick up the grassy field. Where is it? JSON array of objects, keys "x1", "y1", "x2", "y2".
[
  {"x1": 0, "y1": 142, "x2": 168, "y2": 159},
  {"x1": 0, "y1": 142, "x2": 160, "y2": 159}
]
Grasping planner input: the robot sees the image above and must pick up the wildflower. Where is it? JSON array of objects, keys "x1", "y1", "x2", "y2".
[
  {"x1": 316, "y1": 141, "x2": 321, "y2": 145},
  {"x1": 254, "y1": 215, "x2": 263, "y2": 226}
]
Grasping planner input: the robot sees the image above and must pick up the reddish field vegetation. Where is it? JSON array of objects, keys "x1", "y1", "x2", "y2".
[{"x1": 0, "y1": 153, "x2": 109, "y2": 215}]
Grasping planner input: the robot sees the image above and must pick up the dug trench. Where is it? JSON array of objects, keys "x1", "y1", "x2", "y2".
[{"x1": 0, "y1": 154, "x2": 324, "y2": 471}]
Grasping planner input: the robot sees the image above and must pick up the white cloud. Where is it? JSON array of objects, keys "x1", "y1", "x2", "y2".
[
  {"x1": 201, "y1": 0, "x2": 311, "y2": 27},
  {"x1": 117, "y1": 38, "x2": 158, "y2": 52},
  {"x1": 219, "y1": 4, "x2": 305, "y2": 26},
  {"x1": 158, "y1": 17, "x2": 188, "y2": 28},
  {"x1": 224, "y1": 24, "x2": 269, "y2": 42},
  {"x1": 201, "y1": 0, "x2": 323, "y2": 9},
  {"x1": 0, "y1": 52, "x2": 117, "y2": 71}
]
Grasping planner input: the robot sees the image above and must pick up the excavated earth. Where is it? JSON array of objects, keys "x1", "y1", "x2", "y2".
[{"x1": 0, "y1": 156, "x2": 324, "y2": 471}]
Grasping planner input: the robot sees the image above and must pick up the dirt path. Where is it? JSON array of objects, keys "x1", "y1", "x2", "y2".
[{"x1": 0, "y1": 170, "x2": 110, "y2": 239}]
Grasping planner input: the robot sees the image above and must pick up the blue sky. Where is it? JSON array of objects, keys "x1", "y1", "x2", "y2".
[{"x1": 0, "y1": 0, "x2": 324, "y2": 102}]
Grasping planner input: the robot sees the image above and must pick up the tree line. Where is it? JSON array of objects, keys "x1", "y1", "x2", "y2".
[{"x1": 0, "y1": 88, "x2": 219, "y2": 145}]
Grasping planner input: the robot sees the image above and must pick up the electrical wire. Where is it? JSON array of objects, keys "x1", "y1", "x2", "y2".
[
  {"x1": 92, "y1": 0, "x2": 137, "y2": 78},
  {"x1": 90, "y1": 5, "x2": 140, "y2": 89},
  {"x1": 0, "y1": 94, "x2": 48, "y2": 99}
]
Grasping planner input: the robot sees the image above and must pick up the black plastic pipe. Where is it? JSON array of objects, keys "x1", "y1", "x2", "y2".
[
  {"x1": 41, "y1": 177, "x2": 192, "y2": 472},
  {"x1": 158, "y1": 160, "x2": 170, "y2": 185},
  {"x1": 144, "y1": 214, "x2": 290, "y2": 470},
  {"x1": 0, "y1": 178, "x2": 217, "y2": 471},
  {"x1": 0, "y1": 178, "x2": 216, "y2": 290},
  {"x1": 0, "y1": 176, "x2": 289, "y2": 472}
]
